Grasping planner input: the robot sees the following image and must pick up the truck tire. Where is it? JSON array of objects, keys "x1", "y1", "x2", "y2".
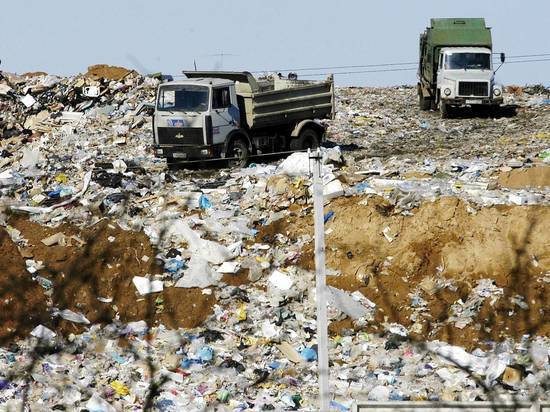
[
  {"x1": 419, "y1": 92, "x2": 431, "y2": 111},
  {"x1": 440, "y1": 102, "x2": 449, "y2": 118},
  {"x1": 290, "y1": 128, "x2": 320, "y2": 151},
  {"x1": 227, "y1": 138, "x2": 249, "y2": 168}
]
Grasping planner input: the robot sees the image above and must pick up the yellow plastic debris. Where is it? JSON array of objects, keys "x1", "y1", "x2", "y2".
[
  {"x1": 240, "y1": 336, "x2": 257, "y2": 347},
  {"x1": 110, "y1": 380, "x2": 129, "y2": 396},
  {"x1": 292, "y1": 177, "x2": 305, "y2": 188},
  {"x1": 55, "y1": 173, "x2": 68, "y2": 184},
  {"x1": 237, "y1": 303, "x2": 247, "y2": 321}
]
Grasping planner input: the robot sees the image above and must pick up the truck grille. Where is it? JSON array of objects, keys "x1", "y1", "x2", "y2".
[
  {"x1": 458, "y1": 81, "x2": 489, "y2": 97},
  {"x1": 157, "y1": 127, "x2": 204, "y2": 145}
]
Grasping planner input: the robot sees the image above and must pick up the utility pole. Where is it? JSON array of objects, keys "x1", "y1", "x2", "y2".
[
  {"x1": 204, "y1": 52, "x2": 237, "y2": 71},
  {"x1": 309, "y1": 148, "x2": 330, "y2": 411}
]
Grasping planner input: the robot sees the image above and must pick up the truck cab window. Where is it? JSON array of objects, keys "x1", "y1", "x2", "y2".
[
  {"x1": 157, "y1": 85, "x2": 209, "y2": 112},
  {"x1": 160, "y1": 90, "x2": 175, "y2": 108},
  {"x1": 213, "y1": 87, "x2": 231, "y2": 109},
  {"x1": 445, "y1": 53, "x2": 491, "y2": 70}
]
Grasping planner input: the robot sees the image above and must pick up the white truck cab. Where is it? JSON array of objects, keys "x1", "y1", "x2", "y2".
[
  {"x1": 154, "y1": 78, "x2": 241, "y2": 161},
  {"x1": 436, "y1": 47, "x2": 504, "y2": 115}
]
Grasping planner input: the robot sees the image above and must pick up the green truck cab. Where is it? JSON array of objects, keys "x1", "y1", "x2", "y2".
[{"x1": 418, "y1": 18, "x2": 505, "y2": 117}]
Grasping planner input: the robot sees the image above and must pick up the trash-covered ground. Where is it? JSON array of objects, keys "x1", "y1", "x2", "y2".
[{"x1": 0, "y1": 67, "x2": 549, "y2": 410}]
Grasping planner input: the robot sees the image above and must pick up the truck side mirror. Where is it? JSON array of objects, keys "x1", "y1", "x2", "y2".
[{"x1": 495, "y1": 53, "x2": 506, "y2": 74}]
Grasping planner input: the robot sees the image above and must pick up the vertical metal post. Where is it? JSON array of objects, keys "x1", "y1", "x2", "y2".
[{"x1": 310, "y1": 148, "x2": 330, "y2": 411}]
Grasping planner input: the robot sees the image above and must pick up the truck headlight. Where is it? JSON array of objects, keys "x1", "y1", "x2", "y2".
[
  {"x1": 493, "y1": 88, "x2": 501, "y2": 97},
  {"x1": 444, "y1": 88, "x2": 452, "y2": 96}
]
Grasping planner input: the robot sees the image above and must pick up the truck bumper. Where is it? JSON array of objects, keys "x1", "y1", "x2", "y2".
[
  {"x1": 443, "y1": 97, "x2": 503, "y2": 106},
  {"x1": 155, "y1": 144, "x2": 224, "y2": 161}
]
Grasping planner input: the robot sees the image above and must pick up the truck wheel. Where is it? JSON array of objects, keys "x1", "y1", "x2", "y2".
[
  {"x1": 290, "y1": 128, "x2": 320, "y2": 151},
  {"x1": 227, "y1": 139, "x2": 249, "y2": 168},
  {"x1": 419, "y1": 92, "x2": 431, "y2": 111},
  {"x1": 440, "y1": 102, "x2": 449, "y2": 118}
]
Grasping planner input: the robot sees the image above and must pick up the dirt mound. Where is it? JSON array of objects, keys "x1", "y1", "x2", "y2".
[
  {"x1": 85, "y1": 64, "x2": 135, "y2": 81},
  {"x1": 497, "y1": 166, "x2": 550, "y2": 189},
  {"x1": 21, "y1": 71, "x2": 49, "y2": 78},
  {"x1": 0, "y1": 229, "x2": 50, "y2": 345},
  {"x1": 0, "y1": 218, "x2": 215, "y2": 345},
  {"x1": 263, "y1": 196, "x2": 550, "y2": 350},
  {"x1": 506, "y1": 85, "x2": 524, "y2": 95}
]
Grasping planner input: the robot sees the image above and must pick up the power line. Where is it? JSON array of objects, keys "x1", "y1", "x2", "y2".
[
  {"x1": 499, "y1": 57, "x2": 550, "y2": 64},
  {"x1": 501, "y1": 53, "x2": 550, "y2": 59},
  {"x1": 300, "y1": 67, "x2": 417, "y2": 77},
  {"x1": 298, "y1": 57, "x2": 550, "y2": 77},
  {"x1": 250, "y1": 53, "x2": 550, "y2": 74},
  {"x1": 169, "y1": 54, "x2": 550, "y2": 79},
  {"x1": 251, "y1": 61, "x2": 417, "y2": 73}
]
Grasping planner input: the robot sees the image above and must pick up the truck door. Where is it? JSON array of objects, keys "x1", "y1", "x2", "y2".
[
  {"x1": 436, "y1": 52, "x2": 444, "y2": 91},
  {"x1": 211, "y1": 86, "x2": 238, "y2": 145}
]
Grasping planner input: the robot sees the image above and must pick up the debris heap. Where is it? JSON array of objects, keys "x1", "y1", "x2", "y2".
[{"x1": 0, "y1": 67, "x2": 549, "y2": 410}]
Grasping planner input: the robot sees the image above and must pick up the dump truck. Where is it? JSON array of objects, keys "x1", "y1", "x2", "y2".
[
  {"x1": 153, "y1": 71, "x2": 334, "y2": 166},
  {"x1": 418, "y1": 18, "x2": 505, "y2": 117}
]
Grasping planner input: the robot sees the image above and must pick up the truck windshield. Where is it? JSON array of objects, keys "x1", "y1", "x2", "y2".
[
  {"x1": 157, "y1": 85, "x2": 209, "y2": 112},
  {"x1": 445, "y1": 53, "x2": 491, "y2": 70}
]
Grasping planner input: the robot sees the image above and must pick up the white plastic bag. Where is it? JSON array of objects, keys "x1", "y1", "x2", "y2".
[{"x1": 175, "y1": 256, "x2": 222, "y2": 288}]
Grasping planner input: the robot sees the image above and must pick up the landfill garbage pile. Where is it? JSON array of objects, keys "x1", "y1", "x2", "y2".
[
  {"x1": 0, "y1": 67, "x2": 549, "y2": 410},
  {"x1": 0, "y1": 64, "x2": 155, "y2": 139}
]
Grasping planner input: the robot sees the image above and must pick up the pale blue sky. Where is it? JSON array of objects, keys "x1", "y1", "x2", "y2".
[{"x1": 1, "y1": 0, "x2": 548, "y2": 86}]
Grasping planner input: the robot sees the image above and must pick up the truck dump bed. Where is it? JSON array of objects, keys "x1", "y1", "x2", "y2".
[{"x1": 183, "y1": 71, "x2": 334, "y2": 130}]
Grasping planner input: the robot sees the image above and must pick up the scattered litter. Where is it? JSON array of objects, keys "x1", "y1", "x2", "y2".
[
  {"x1": 41, "y1": 232, "x2": 67, "y2": 246},
  {"x1": 55, "y1": 309, "x2": 90, "y2": 324},
  {"x1": 20, "y1": 94, "x2": 36, "y2": 108},
  {"x1": 132, "y1": 276, "x2": 163, "y2": 295},
  {"x1": 30, "y1": 325, "x2": 56, "y2": 340},
  {"x1": 382, "y1": 226, "x2": 397, "y2": 242},
  {"x1": 175, "y1": 256, "x2": 222, "y2": 288},
  {"x1": 269, "y1": 270, "x2": 294, "y2": 290},
  {"x1": 217, "y1": 261, "x2": 240, "y2": 274},
  {"x1": 327, "y1": 286, "x2": 369, "y2": 320},
  {"x1": 278, "y1": 342, "x2": 304, "y2": 364},
  {"x1": 86, "y1": 393, "x2": 116, "y2": 412},
  {"x1": 83, "y1": 86, "x2": 100, "y2": 97}
]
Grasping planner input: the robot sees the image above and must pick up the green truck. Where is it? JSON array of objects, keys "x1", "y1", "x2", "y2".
[{"x1": 418, "y1": 18, "x2": 505, "y2": 117}]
